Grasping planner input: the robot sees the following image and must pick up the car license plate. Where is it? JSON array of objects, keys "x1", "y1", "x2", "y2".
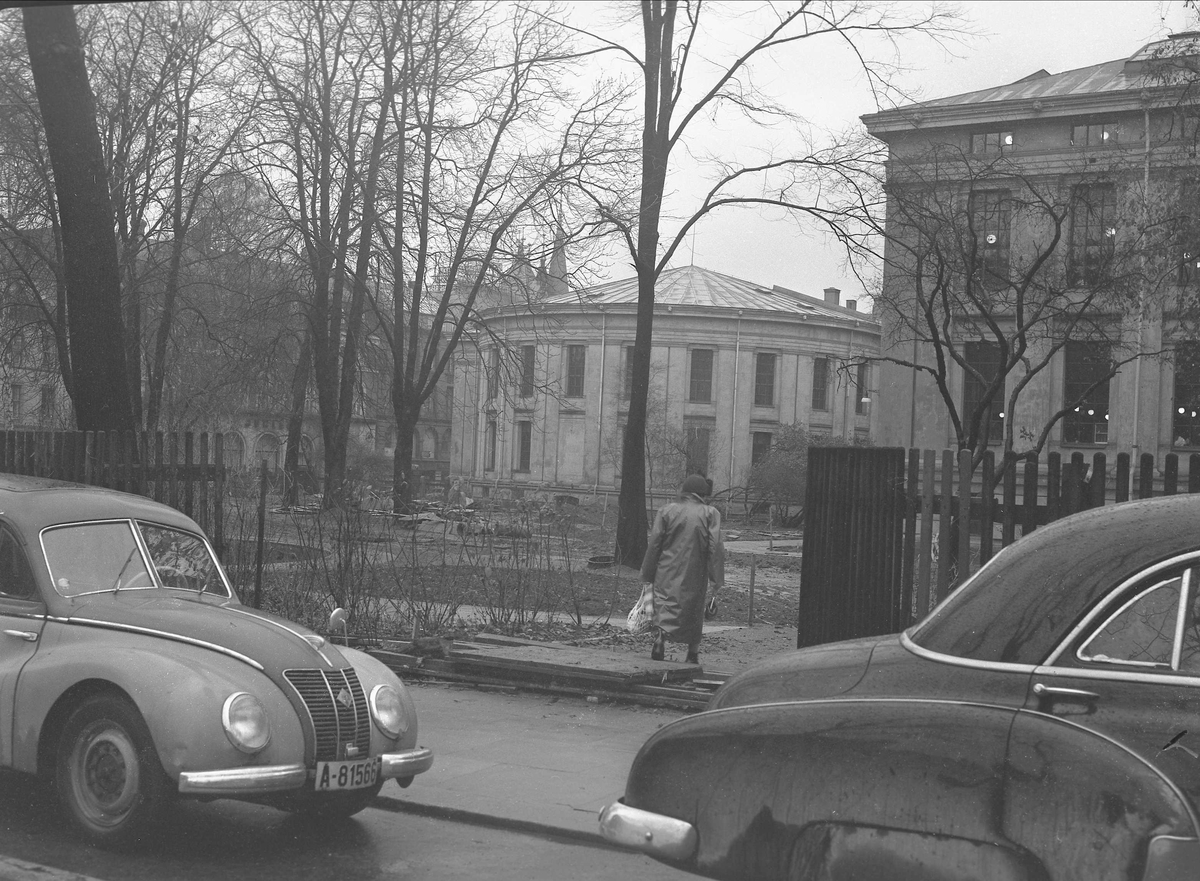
[{"x1": 315, "y1": 756, "x2": 381, "y2": 791}]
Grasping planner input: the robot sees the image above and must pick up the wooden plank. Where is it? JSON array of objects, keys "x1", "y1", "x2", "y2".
[
  {"x1": 957, "y1": 449, "x2": 972, "y2": 586},
  {"x1": 1165, "y1": 453, "x2": 1179, "y2": 495},
  {"x1": 979, "y1": 451, "x2": 994, "y2": 564},
  {"x1": 1090, "y1": 452, "x2": 1107, "y2": 508},
  {"x1": 917, "y1": 450, "x2": 934, "y2": 618},
  {"x1": 936, "y1": 450, "x2": 953, "y2": 602},
  {"x1": 1191, "y1": 455, "x2": 1200, "y2": 494},
  {"x1": 1116, "y1": 452, "x2": 1130, "y2": 503},
  {"x1": 1022, "y1": 454, "x2": 1038, "y2": 539},
  {"x1": 901, "y1": 449, "x2": 918, "y2": 624},
  {"x1": 1139, "y1": 452, "x2": 1155, "y2": 499}
]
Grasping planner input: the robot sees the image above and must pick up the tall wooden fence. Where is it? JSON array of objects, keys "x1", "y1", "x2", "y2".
[
  {"x1": 802, "y1": 446, "x2": 1200, "y2": 647},
  {"x1": 0, "y1": 430, "x2": 226, "y2": 557}
]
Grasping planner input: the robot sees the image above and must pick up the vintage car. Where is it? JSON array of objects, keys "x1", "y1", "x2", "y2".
[
  {"x1": 0, "y1": 476, "x2": 432, "y2": 845},
  {"x1": 600, "y1": 494, "x2": 1200, "y2": 881}
]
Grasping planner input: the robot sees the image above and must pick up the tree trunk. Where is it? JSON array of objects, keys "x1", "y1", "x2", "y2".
[
  {"x1": 23, "y1": 4, "x2": 134, "y2": 432},
  {"x1": 392, "y1": 404, "x2": 417, "y2": 514},
  {"x1": 284, "y1": 330, "x2": 312, "y2": 506}
]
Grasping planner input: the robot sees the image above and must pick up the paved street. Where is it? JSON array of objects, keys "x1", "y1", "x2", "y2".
[{"x1": 0, "y1": 684, "x2": 695, "y2": 880}]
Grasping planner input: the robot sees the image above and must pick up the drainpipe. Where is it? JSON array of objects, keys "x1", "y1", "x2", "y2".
[
  {"x1": 1131, "y1": 102, "x2": 1151, "y2": 476},
  {"x1": 728, "y1": 311, "x2": 742, "y2": 492},
  {"x1": 595, "y1": 309, "x2": 606, "y2": 493}
]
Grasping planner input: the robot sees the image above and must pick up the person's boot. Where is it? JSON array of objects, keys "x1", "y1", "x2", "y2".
[
  {"x1": 686, "y1": 648, "x2": 699, "y2": 665},
  {"x1": 651, "y1": 632, "x2": 665, "y2": 661}
]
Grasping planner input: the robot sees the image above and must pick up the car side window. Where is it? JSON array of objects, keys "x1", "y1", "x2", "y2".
[
  {"x1": 1079, "y1": 575, "x2": 1182, "y2": 668},
  {"x1": 0, "y1": 524, "x2": 37, "y2": 601}
]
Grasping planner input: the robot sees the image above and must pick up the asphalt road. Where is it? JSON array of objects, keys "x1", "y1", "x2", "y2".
[{"x1": 0, "y1": 771, "x2": 692, "y2": 881}]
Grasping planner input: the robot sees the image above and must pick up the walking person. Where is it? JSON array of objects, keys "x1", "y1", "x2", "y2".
[{"x1": 641, "y1": 474, "x2": 725, "y2": 665}]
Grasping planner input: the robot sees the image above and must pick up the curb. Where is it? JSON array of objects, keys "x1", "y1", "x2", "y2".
[
  {"x1": 0, "y1": 856, "x2": 104, "y2": 881},
  {"x1": 372, "y1": 794, "x2": 615, "y2": 852}
]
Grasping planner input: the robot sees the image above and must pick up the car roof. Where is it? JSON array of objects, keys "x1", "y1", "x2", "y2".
[
  {"x1": 0, "y1": 474, "x2": 202, "y2": 535},
  {"x1": 912, "y1": 493, "x2": 1200, "y2": 665}
]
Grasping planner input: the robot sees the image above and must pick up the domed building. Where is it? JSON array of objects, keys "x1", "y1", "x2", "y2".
[{"x1": 449, "y1": 265, "x2": 880, "y2": 499}]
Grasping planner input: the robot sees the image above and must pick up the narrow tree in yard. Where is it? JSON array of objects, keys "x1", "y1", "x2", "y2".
[
  {"x1": 21, "y1": 4, "x2": 133, "y2": 431},
  {"x1": 378, "y1": 0, "x2": 626, "y2": 512},
  {"x1": 583, "y1": 1, "x2": 957, "y2": 565}
]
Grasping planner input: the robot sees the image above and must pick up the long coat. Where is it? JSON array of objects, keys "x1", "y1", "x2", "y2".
[{"x1": 640, "y1": 493, "x2": 725, "y2": 646}]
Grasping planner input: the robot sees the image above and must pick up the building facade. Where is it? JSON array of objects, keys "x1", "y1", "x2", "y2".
[
  {"x1": 450, "y1": 265, "x2": 879, "y2": 496},
  {"x1": 863, "y1": 33, "x2": 1200, "y2": 464}
]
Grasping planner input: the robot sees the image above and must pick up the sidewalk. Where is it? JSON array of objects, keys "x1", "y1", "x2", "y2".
[{"x1": 376, "y1": 680, "x2": 685, "y2": 844}]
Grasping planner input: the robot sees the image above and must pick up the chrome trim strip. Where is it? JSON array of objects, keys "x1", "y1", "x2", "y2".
[
  {"x1": 0, "y1": 611, "x2": 46, "y2": 622},
  {"x1": 1173, "y1": 569, "x2": 1192, "y2": 671},
  {"x1": 900, "y1": 630, "x2": 1038, "y2": 674},
  {"x1": 1045, "y1": 551, "x2": 1200, "y2": 667},
  {"x1": 598, "y1": 802, "x2": 697, "y2": 861},
  {"x1": 380, "y1": 748, "x2": 433, "y2": 779},
  {"x1": 226, "y1": 605, "x2": 331, "y2": 667},
  {"x1": 65, "y1": 617, "x2": 264, "y2": 671},
  {"x1": 1031, "y1": 664, "x2": 1200, "y2": 687},
  {"x1": 178, "y1": 763, "x2": 307, "y2": 794}
]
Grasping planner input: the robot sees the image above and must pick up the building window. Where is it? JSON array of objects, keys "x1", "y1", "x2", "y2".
[
  {"x1": 486, "y1": 349, "x2": 499, "y2": 400},
  {"x1": 519, "y1": 345, "x2": 535, "y2": 397},
  {"x1": 39, "y1": 386, "x2": 54, "y2": 424},
  {"x1": 754, "y1": 353, "x2": 776, "y2": 406},
  {"x1": 9, "y1": 383, "x2": 21, "y2": 424},
  {"x1": 1173, "y1": 343, "x2": 1200, "y2": 447},
  {"x1": 811, "y1": 357, "x2": 829, "y2": 411},
  {"x1": 968, "y1": 190, "x2": 1010, "y2": 285},
  {"x1": 484, "y1": 421, "x2": 497, "y2": 471},
  {"x1": 751, "y1": 431, "x2": 772, "y2": 466},
  {"x1": 1071, "y1": 120, "x2": 1119, "y2": 148},
  {"x1": 962, "y1": 341, "x2": 1004, "y2": 442},
  {"x1": 689, "y1": 348, "x2": 714, "y2": 403},
  {"x1": 1063, "y1": 341, "x2": 1111, "y2": 445},
  {"x1": 684, "y1": 422, "x2": 711, "y2": 475},
  {"x1": 1068, "y1": 184, "x2": 1117, "y2": 287},
  {"x1": 854, "y1": 362, "x2": 869, "y2": 415},
  {"x1": 515, "y1": 420, "x2": 532, "y2": 472},
  {"x1": 1177, "y1": 181, "x2": 1200, "y2": 285},
  {"x1": 565, "y1": 345, "x2": 586, "y2": 398},
  {"x1": 622, "y1": 346, "x2": 635, "y2": 402},
  {"x1": 970, "y1": 130, "x2": 1013, "y2": 154}
]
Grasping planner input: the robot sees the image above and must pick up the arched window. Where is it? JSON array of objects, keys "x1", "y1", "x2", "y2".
[
  {"x1": 254, "y1": 433, "x2": 280, "y2": 471},
  {"x1": 223, "y1": 432, "x2": 246, "y2": 470}
]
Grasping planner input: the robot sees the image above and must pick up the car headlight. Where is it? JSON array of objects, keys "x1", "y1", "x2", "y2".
[
  {"x1": 369, "y1": 684, "x2": 408, "y2": 739},
  {"x1": 222, "y1": 692, "x2": 271, "y2": 754}
]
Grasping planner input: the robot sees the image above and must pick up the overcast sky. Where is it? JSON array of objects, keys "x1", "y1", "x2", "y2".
[{"x1": 579, "y1": 1, "x2": 1194, "y2": 307}]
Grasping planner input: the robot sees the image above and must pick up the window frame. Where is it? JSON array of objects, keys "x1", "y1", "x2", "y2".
[
  {"x1": 968, "y1": 189, "x2": 1011, "y2": 286},
  {"x1": 519, "y1": 345, "x2": 536, "y2": 398},
  {"x1": 754, "y1": 352, "x2": 777, "y2": 407},
  {"x1": 1071, "y1": 120, "x2": 1119, "y2": 148},
  {"x1": 962, "y1": 341, "x2": 1004, "y2": 443},
  {"x1": 684, "y1": 420, "x2": 711, "y2": 476},
  {"x1": 515, "y1": 419, "x2": 532, "y2": 472},
  {"x1": 689, "y1": 348, "x2": 714, "y2": 404},
  {"x1": 811, "y1": 357, "x2": 830, "y2": 412},
  {"x1": 751, "y1": 431, "x2": 773, "y2": 467},
  {"x1": 969, "y1": 130, "x2": 1014, "y2": 154},
  {"x1": 1062, "y1": 340, "x2": 1112, "y2": 445},
  {"x1": 565, "y1": 344, "x2": 586, "y2": 398},
  {"x1": 1068, "y1": 183, "x2": 1117, "y2": 288}
]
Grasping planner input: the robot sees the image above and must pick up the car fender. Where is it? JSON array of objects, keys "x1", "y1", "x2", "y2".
[
  {"x1": 12, "y1": 621, "x2": 304, "y2": 780},
  {"x1": 624, "y1": 698, "x2": 1198, "y2": 881},
  {"x1": 340, "y1": 646, "x2": 419, "y2": 753}
]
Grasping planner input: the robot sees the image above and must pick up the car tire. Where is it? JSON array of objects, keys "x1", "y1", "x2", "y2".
[
  {"x1": 292, "y1": 780, "x2": 384, "y2": 819},
  {"x1": 55, "y1": 693, "x2": 171, "y2": 847}
]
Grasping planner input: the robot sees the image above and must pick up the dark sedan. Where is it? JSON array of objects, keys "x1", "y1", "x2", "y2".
[{"x1": 601, "y1": 494, "x2": 1200, "y2": 881}]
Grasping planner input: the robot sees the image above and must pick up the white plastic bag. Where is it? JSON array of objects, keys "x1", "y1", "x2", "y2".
[{"x1": 626, "y1": 583, "x2": 654, "y2": 633}]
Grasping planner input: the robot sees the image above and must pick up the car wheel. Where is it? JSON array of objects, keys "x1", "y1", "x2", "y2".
[
  {"x1": 55, "y1": 694, "x2": 171, "y2": 846},
  {"x1": 293, "y1": 780, "x2": 384, "y2": 819}
]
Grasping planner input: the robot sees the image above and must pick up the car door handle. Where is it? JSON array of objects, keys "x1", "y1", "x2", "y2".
[
  {"x1": 2, "y1": 629, "x2": 37, "y2": 642},
  {"x1": 1033, "y1": 683, "x2": 1099, "y2": 700}
]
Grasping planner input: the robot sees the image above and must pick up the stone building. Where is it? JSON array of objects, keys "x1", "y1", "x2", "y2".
[
  {"x1": 863, "y1": 33, "x2": 1200, "y2": 462},
  {"x1": 449, "y1": 265, "x2": 879, "y2": 496}
]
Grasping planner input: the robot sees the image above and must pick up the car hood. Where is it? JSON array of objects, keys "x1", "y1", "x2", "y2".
[
  {"x1": 63, "y1": 592, "x2": 347, "y2": 676},
  {"x1": 707, "y1": 634, "x2": 881, "y2": 710}
]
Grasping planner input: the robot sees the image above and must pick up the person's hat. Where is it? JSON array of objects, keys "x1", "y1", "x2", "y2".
[{"x1": 681, "y1": 474, "x2": 709, "y2": 498}]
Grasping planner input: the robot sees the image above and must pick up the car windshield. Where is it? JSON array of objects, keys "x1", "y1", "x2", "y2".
[{"x1": 41, "y1": 520, "x2": 230, "y2": 599}]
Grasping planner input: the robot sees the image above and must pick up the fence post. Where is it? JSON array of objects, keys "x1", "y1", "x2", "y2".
[
  {"x1": 214, "y1": 432, "x2": 225, "y2": 562},
  {"x1": 1191, "y1": 454, "x2": 1200, "y2": 494},
  {"x1": 902, "y1": 450, "x2": 918, "y2": 616},
  {"x1": 1165, "y1": 454, "x2": 1179, "y2": 495},
  {"x1": 1002, "y1": 455, "x2": 1017, "y2": 546},
  {"x1": 1090, "y1": 453, "x2": 1107, "y2": 508},
  {"x1": 1116, "y1": 452, "x2": 1131, "y2": 503},
  {"x1": 937, "y1": 451, "x2": 954, "y2": 602},
  {"x1": 917, "y1": 450, "x2": 934, "y2": 618},
  {"x1": 980, "y1": 451, "x2": 994, "y2": 564},
  {"x1": 253, "y1": 459, "x2": 268, "y2": 610},
  {"x1": 1022, "y1": 454, "x2": 1039, "y2": 537},
  {"x1": 748, "y1": 555, "x2": 756, "y2": 626},
  {"x1": 1139, "y1": 453, "x2": 1155, "y2": 499},
  {"x1": 1047, "y1": 453, "x2": 1061, "y2": 522},
  {"x1": 957, "y1": 449, "x2": 972, "y2": 586}
]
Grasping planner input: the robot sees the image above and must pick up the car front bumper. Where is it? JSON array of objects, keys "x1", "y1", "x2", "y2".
[
  {"x1": 178, "y1": 747, "x2": 435, "y2": 795},
  {"x1": 598, "y1": 801, "x2": 697, "y2": 861}
]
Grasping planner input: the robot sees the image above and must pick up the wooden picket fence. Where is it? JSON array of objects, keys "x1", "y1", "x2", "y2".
[
  {"x1": 802, "y1": 446, "x2": 1200, "y2": 647},
  {"x1": 0, "y1": 430, "x2": 226, "y2": 558}
]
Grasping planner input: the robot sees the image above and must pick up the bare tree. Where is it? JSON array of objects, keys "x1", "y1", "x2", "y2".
[
  {"x1": 21, "y1": 4, "x2": 134, "y2": 431},
  {"x1": 869, "y1": 143, "x2": 1193, "y2": 489},
  {"x1": 574, "y1": 1, "x2": 959, "y2": 565}
]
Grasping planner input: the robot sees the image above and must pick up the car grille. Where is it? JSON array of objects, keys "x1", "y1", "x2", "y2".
[{"x1": 283, "y1": 668, "x2": 372, "y2": 762}]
